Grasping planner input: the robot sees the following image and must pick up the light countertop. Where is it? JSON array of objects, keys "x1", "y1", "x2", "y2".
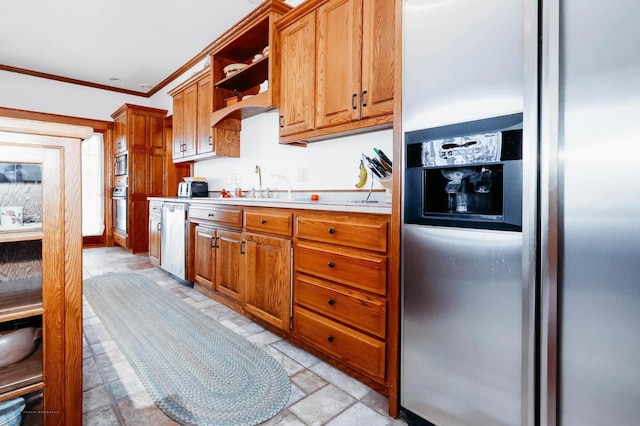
[{"x1": 148, "y1": 196, "x2": 391, "y2": 215}]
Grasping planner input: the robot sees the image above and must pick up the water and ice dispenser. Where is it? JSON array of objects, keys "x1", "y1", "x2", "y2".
[{"x1": 404, "y1": 113, "x2": 523, "y2": 231}]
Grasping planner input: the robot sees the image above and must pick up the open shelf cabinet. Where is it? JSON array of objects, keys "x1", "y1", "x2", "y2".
[{"x1": 0, "y1": 116, "x2": 91, "y2": 425}]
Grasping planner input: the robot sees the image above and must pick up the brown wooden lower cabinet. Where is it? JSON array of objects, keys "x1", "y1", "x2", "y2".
[
  {"x1": 193, "y1": 225, "x2": 243, "y2": 300},
  {"x1": 294, "y1": 273, "x2": 386, "y2": 339},
  {"x1": 174, "y1": 202, "x2": 397, "y2": 415},
  {"x1": 293, "y1": 306, "x2": 386, "y2": 380},
  {"x1": 194, "y1": 225, "x2": 216, "y2": 290},
  {"x1": 215, "y1": 230, "x2": 244, "y2": 301},
  {"x1": 244, "y1": 232, "x2": 292, "y2": 331},
  {"x1": 148, "y1": 201, "x2": 162, "y2": 266}
]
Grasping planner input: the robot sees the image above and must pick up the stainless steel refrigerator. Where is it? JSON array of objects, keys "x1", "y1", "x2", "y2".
[
  {"x1": 538, "y1": 0, "x2": 640, "y2": 425},
  {"x1": 401, "y1": 0, "x2": 640, "y2": 425}
]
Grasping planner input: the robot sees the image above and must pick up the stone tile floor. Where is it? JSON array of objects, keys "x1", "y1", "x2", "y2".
[{"x1": 82, "y1": 246, "x2": 407, "y2": 426}]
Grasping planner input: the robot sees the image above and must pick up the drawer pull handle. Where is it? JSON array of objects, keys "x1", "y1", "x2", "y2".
[
  {"x1": 328, "y1": 299, "x2": 335, "y2": 305},
  {"x1": 208, "y1": 213, "x2": 215, "y2": 217},
  {"x1": 328, "y1": 261, "x2": 335, "y2": 268},
  {"x1": 327, "y1": 335, "x2": 334, "y2": 342},
  {"x1": 261, "y1": 219, "x2": 266, "y2": 224},
  {"x1": 328, "y1": 228, "x2": 335, "y2": 234}
]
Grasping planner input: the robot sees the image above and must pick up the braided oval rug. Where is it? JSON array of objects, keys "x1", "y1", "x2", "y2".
[{"x1": 84, "y1": 272, "x2": 290, "y2": 426}]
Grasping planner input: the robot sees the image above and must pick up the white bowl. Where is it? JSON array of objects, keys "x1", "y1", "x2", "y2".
[
  {"x1": 223, "y1": 63, "x2": 248, "y2": 77},
  {"x1": 0, "y1": 327, "x2": 42, "y2": 368}
]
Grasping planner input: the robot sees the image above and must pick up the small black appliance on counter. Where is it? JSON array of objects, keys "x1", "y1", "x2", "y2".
[{"x1": 178, "y1": 181, "x2": 208, "y2": 198}]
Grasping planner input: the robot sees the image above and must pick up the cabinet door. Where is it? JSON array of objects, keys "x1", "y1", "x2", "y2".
[
  {"x1": 360, "y1": 0, "x2": 395, "y2": 119},
  {"x1": 196, "y1": 76, "x2": 213, "y2": 154},
  {"x1": 149, "y1": 214, "x2": 161, "y2": 265},
  {"x1": 279, "y1": 11, "x2": 317, "y2": 137},
  {"x1": 130, "y1": 109, "x2": 148, "y2": 150},
  {"x1": 316, "y1": 0, "x2": 361, "y2": 129},
  {"x1": 148, "y1": 114, "x2": 165, "y2": 149},
  {"x1": 114, "y1": 112, "x2": 127, "y2": 153},
  {"x1": 244, "y1": 233, "x2": 292, "y2": 330},
  {"x1": 194, "y1": 225, "x2": 215, "y2": 290},
  {"x1": 148, "y1": 153, "x2": 164, "y2": 196},
  {"x1": 129, "y1": 153, "x2": 148, "y2": 195},
  {"x1": 183, "y1": 84, "x2": 198, "y2": 157},
  {"x1": 215, "y1": 230, "x2": 244, "y2": 301},
  {"x1": 0, "y1": 129, "x2": 84, "y2": 424},
  {"x1": 172, "y1": 91, "x2": 186, "y2": 159}
]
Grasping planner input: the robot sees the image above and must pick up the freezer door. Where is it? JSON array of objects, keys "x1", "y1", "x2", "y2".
[
  {"x1": 540, "y1": 0, "x2": 640, "y2": 424},
  {"x1": 402, "y1": 225, "x2": 523, "y2": 426}
]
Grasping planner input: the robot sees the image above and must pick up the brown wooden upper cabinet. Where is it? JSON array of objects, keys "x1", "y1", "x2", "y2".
[
  {"x1": 277, "y1": 0, "x2": 395, "y2": 145},
  {"x1": 169, "y1": 0, "x2": 290, "y2": 163},
  {"x1": 278, "y1": 10, "x2": 317, "y2": 138},
  {"x1": 209, "y1": 1, "x2": 290, "y2": 126}
]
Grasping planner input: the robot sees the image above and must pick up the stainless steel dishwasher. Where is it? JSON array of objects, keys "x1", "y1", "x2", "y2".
[{"x1": 160, "y1": 202, "x2": 188, "y2": 280}]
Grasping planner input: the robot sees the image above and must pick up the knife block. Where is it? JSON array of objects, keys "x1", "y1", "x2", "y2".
[{"x1": 379, "y1": 176, "x2": 392, "y2": 203}]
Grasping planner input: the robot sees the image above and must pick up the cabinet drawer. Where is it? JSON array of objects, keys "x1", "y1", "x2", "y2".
[
  {"x1": 295, "y1": 242, "x2": 387, "y2": 296},
  {"x1": 295, "y1": 274, "x2": 386, "y2": 338},
  {"x1": 296, "y1": 215, "x2": 388, "y2": 252},
  {"x1": 113, "y1": 231, "x2": 127, "y2": 248},
  {"x1": 189, "y1": 206, "x2": 243, "y2": 228},
  {"x1": 294, "y1": 306, "x2": 385, "y2": 380},
  {"x1": 149, "y1": 201, "x2": 162, "y2": 215},
  {"x1": 245, "y1": 210, "x2": 293, "y2": 236},
  {"x1": 114, "y1": 175, "x2": 128, "y2": 187}
]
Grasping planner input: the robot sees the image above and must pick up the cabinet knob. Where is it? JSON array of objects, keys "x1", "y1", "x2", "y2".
[
  {"x1": 208, "y1": 213, "x2": 215, "y2": 217},
  {"x1": 261, "y1": 219, "x2": 266, "y2": 224},
  {"x1": 328, "y1": 299, "x2": 335, "y2": 305},
  {"x1": 328, "y1": 228, "x2": 335, "y2": 234},
  {"x1": 209, "y1": 135, "x2": 213, "y2": 146},
  {"x1": 327, "y1": 335, "x2": 334, "y2": 343},
  {"x1": 328, "y1": 261, "x2": 335, "y2": 268},
  {"x1": 279, "y1": 115, "x2": 284, "y2": 128},
  {"x1": 361, "y1": 90, "x2": 368, "y2": 107},
  {"x1": 352, "y1": 93, "x2": 358, "y2": 110}
]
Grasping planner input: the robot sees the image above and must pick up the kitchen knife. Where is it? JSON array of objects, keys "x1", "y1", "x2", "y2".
[
  {"x1": 363, "y1": 154, "x2": 387, "y2": 178},
  {"x1": 374, "y1": 148, "x2": 393, "y2": 170},
  {"x1": 371, "y1": 156, "x2": 391, "y2": 175}
]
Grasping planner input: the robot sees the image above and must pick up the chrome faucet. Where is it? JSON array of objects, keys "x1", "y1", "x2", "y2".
[
  {"x1": 271, "y1": 174, "x2": 293, "y2": 200},
  {"x1": 255, "y1": 165, "x2": 262, "y2": 196}
]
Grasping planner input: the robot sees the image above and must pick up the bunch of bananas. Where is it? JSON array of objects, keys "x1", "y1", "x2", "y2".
[{"x1": 355, "y1": 159, "x2": 368, "y2": 188}]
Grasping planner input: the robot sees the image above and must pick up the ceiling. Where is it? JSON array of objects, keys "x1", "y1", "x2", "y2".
[{"x1": 0, "y1": 0, "x2": 302, "y2": 97}]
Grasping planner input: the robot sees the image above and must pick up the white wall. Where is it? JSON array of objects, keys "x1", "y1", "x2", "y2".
[
  {"x1": 0, "y1": 70, "x2": 152, "y2": 121},
  {"x1": 193, "y1": 111, "x2": 392, "y2": 194}
]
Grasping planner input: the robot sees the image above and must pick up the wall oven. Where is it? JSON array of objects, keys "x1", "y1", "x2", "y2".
[
  {"x1": 114, "y1": 153, "x2": 127, "y2": 176},
  {"x1": 112, "y1": 186, "x2": 127, "y2": 233}
]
